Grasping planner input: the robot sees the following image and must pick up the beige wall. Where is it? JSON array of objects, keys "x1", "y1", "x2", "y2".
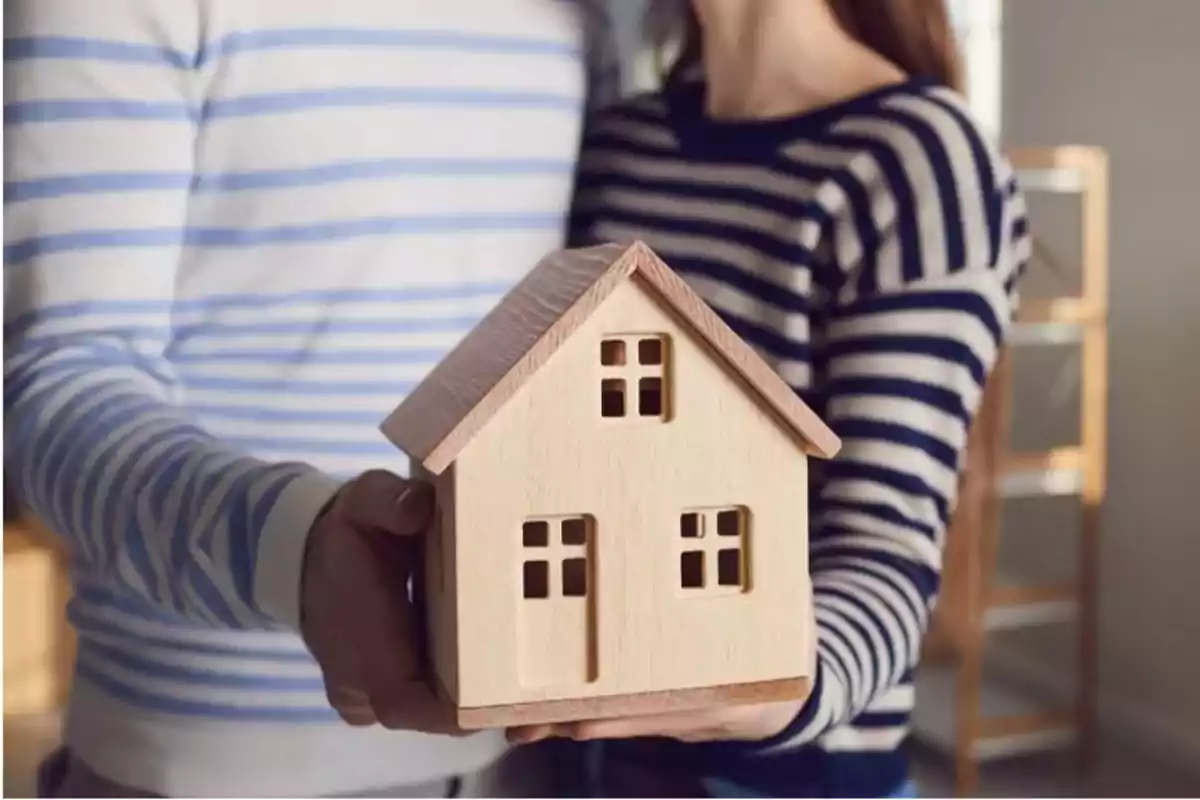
[
  {"x1": 1001, "y1": 0, "x2": 1200, "y2": 766},
  {"x1": 451, "y1": 281, "x2": 812, "y2": 708}
]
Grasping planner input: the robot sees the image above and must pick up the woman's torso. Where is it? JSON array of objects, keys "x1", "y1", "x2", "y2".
[{"x1": 571, "y1": 77, "x2": 1020, "y2": 797}]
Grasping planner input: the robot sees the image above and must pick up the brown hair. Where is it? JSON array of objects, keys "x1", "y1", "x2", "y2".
[{"x1": 651, "y1": 0, "x2": 963, "y2": 92}]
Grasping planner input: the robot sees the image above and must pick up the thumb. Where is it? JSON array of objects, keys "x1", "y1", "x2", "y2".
[{"x1": 340, "y1": 470, "x2": 436, "y2": 538}]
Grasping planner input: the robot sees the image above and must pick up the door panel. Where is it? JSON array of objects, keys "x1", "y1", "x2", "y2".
[
  {"x1": 518, "y1": 517, "x2": 597, "y2": 688},
  {"x1": 519, "y1": 596, "x2": 594, "y2": 687}
]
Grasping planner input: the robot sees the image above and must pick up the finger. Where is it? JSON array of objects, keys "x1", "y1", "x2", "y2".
[
  {"x1": 326, "y1": 683, "x2": 376, "y2": 727},
  {"x1": 341, "y1": 470, "x2": 436, "y2": 538},
  {"x1": 356, "y1": 568, "x2": 425, "y2": 681},
  {"x1": 506, "y1": 724, "x2": 554, "y2": 744},
  {"x1": 370, "y1": 681, "x2": 464, "y2": 735},
  {"x1": 563, "y1": 711, "x2": 711, "y2": 742}
]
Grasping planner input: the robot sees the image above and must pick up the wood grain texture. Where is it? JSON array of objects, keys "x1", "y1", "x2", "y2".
[
  {"x1": 382, "y1": 242, "x2": 638, "y2": 474},
  {"x1": 1075, "y1": 147, "x2": 1109, "y2": 771},
  {"x1": 630, "y1": 244, "x2": 841, "y2": 459},
  {"x1": 413, "y1": 461, "x2": 461, "y2": 702},
  {"x1": 451, "y1": 676, "x2": 811, "y2": 730},
  {"x1": 4, "y1": 518, "x2": 74, "y2": 716},
  {"x1": 382, "y1": 241, "x2": 840, "y2": 474},
  {"x1": 449, "y1": 282, "x2": 814, "y2": 708}
]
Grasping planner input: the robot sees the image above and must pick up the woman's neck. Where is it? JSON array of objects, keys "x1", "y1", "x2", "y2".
[{"x1": 691, "y1": 0, "x2": 906, "y2": 120}]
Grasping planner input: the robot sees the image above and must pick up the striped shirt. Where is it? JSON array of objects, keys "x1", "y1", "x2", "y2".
[
  {"x1": 571, "y1": 77, "x2": 1029, "y2": 797},
  {"x1": 4, "y1": 1, "x2": 614, "y2": 795}
]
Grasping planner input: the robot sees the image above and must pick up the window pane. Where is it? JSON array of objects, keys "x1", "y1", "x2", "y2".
[
  {"x1": 716, "y1": 509, "x2": 741, "y2": 537},
  {"x1": 680, "y1": 551, "x2": 704, "y2": 588},
  {"x1": 562, "y1": 557, "x2": 588, "y2": 596},
  {"x1": 601, "y1": 339, "x2": 626, "y2": 366},
  {"x1": 522, "y1": 520, "x2": 549, "y2": 547},
  {"x1": 523, "y1": 561, "x2": 549, "y2": 598},
  {"x1": 638, "y1": 338, "x2": 663, "y2": 365},
  {"x1": 680, "y1": 512, "x2": 701, "y2": 539},
  {"x1": 601, "y1": 379, "x2": 626, "y2": 417},
  {"x1": 717, "y1": 548, "x2": 742, "y2": 587},
  {"x1": 561, "y1": 517, "x2": 587, "y2": 545},
  {"x1": 638, "y1": 377, "x2": 663, "y2": 417}
]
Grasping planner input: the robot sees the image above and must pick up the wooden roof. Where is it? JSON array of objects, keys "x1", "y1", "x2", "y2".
[{"x1": 382, "y1": 241, "x2": 841, "y2": 474}]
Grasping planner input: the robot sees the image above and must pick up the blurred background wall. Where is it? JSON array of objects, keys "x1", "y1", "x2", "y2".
[{"x1": 1000, "y1": 0, "x2": 1200, "y2": 771}]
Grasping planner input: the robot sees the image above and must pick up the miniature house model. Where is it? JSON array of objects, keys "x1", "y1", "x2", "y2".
[{"x1": 382, "y1": 241, "x2": 841, "y2": 728}]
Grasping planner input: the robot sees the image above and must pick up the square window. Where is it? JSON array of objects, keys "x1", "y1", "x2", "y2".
[
  {"x1": 561, "y1": 517, "x2": 588, "y2": 546},
  {"x1": 678, "y1": 508, "x2": 750, "y2": 595},
  {"x1": 717, "y1": 548, "x2": 742, "y2": 587},
  {"x1": 522, "y1": 520, "x2": 549, "y2": 547},
  {"x1": 638, "y1": 338, "x2": 663, "y2": 365},
  {"x1": 601, "y1": 379, "x2": 626, "y2": 418},
  {"x1": 601, "y1": 339, "x2": 626, "y2": 366},
  {"x1": 599, "y1": 334, "x2": 670, "y2": 423},
  {"x1": 680, "y1": 550, "x2": 704, "y2": 589},
  {"x1": 716, "y1": 509, "x2": 742, "y2": 537},
  {"x1": 562, "y1": 557, "x2": 588, "y2": 597},
  {"x1": 638, "y1": 377, "x2": 663, "y2": 417},
  {"x1": 523, "y1": 561, "x2": 549, "y2": 598}
]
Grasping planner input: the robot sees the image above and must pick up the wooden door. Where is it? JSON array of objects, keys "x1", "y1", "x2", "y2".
[{"x1": 517, "y1": 516, "x2": 597, "y2": 688}]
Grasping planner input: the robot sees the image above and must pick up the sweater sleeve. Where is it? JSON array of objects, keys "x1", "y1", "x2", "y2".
[
  {"x1": 3, "y1": 0, "x2": 340, "y2": 631},
  {"x1": 749, "y1": 106, "x2": 1030, "y2": 753}
]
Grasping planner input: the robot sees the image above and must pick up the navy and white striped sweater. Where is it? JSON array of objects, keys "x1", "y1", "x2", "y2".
[{"x1": 571, "y1": 77, "x2": 1029, "y2": 797}]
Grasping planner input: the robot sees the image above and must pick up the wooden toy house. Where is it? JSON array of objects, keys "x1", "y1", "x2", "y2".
[{"x1": 382, "y1": 241, "x2": 841, "y2": 728}]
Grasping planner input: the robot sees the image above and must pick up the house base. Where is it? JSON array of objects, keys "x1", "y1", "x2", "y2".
[{"x1": 448, "y1": 676, "x2": 812, "y2": 730}]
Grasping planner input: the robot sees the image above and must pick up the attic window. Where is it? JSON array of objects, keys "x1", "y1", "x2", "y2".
[
  {"x1": 600, "y1": 340, "x2": 626, "y2": 366},
  {"x1": 601, "y1": 379, "x2": 625, "y2": 418},
  {"x1": 599, "y1": 335, "x2": 670, "y2": 421},
  {"x1": 638, "y1": 338, "x2": 663, "y2": 365},
  {"x1": 638, "y1": 377, "x2": 663, "y2": 417}
]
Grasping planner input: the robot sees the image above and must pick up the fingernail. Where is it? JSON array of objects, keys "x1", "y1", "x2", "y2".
[
  {"x1": 509, "y1": 726, "x2": 548, "y2": 744},
  {"x1": 396, "y1": 483, "x2": 434, "y2": 513}
]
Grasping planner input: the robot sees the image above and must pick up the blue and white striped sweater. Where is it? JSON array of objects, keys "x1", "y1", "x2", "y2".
[
  {"x1": 5, "y1": 1, "x2": 614, "y2": 795},
  {"x1": 571, "y1": 77, "x2": 1029, "y2": 796}
]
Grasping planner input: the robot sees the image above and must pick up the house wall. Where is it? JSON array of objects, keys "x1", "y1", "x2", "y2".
[
  {"x1": 421, "y1": 464, "x2": 460, "y2": 702},
  {"x1": 449, "y1": 280, "x2": 814, "y2": 708}
]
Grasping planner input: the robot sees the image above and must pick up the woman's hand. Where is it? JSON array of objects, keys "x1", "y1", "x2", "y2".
[{"x1": 506, "y1": 698, "x2": 804, "y2": 745}]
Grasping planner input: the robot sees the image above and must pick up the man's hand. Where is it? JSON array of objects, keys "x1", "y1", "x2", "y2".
[
  {"x1": 300, "y1": 469, "x2": 462, "y2": 734},
  {"x1": 506, "y1": 699, "x2": 804, "y2": 745}
]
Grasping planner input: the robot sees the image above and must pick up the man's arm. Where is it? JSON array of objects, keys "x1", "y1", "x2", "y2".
[{"x1": 4, "y1": 0, "x2": 339, "y2": 630}]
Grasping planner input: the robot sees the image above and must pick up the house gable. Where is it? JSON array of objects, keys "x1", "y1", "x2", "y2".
[
  {"x1": 452, "y1": 278, "x2": 812, "y2": 500},
  {"x1": 382, "y1": 242, "x2": 840, "y2": 475}
]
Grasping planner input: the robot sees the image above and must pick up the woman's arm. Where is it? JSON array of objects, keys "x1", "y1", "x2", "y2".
[
  {"x1": 767, "y1": 225, "x2": 1025, "y2": 752},
  {"x1": 4, "y1": 0, "x2": 339, "y2": 630},
  {"x1": 759, "y1": 109, "x2": 1030, "y2": 750}
]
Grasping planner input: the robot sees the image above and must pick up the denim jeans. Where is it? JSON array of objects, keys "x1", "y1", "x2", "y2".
[
  {"x1": 702, "y1": 777, "x2": 919, "y2": 798},
  {"x1": 580, "y1": 741, "x2": 918, "y2": 799}
]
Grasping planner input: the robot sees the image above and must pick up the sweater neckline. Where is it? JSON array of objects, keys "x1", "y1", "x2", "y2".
[{"x1": 663, "y1": 76, "x2": 940, "y2": 158}]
